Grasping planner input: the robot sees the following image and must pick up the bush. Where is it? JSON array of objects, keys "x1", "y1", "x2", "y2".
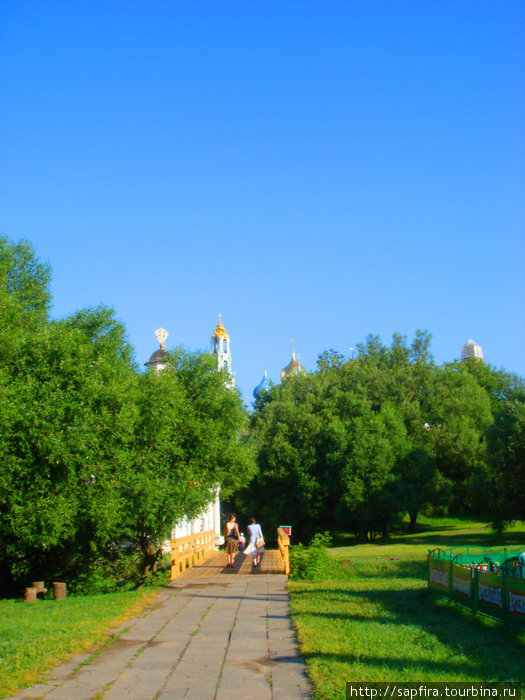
[
  {"x1": 66, "y1": 551, "x2": 145, "y2": 595},
  {"x1": 289, "y1": 532, "x2": 332, "y2": 580}
]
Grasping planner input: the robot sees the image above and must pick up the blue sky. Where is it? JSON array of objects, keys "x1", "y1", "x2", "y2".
[{"x1": 1, "y1": 1, "x2": 524, "y2": 402}]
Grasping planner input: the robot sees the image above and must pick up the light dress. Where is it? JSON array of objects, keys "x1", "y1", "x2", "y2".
[{"x1": 244, "y1": 523, "x2": 264, "y2": 556}]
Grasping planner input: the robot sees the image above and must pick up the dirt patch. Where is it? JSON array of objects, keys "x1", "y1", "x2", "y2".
[{"x1": 232, "y1": 655, "x2": 277, "y2": 673}]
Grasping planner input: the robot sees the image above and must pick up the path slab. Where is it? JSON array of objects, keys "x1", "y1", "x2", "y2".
[{"x1": 8, "y1": 567, "x2": 311, "y2": 700}]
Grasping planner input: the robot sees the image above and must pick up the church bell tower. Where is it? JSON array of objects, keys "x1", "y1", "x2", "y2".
[{"x1": 211, "y1": 315, "x2": 235, "y2": 387}]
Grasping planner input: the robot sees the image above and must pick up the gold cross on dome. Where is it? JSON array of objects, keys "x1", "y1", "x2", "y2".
[
  {"x1": 291, "y1": 337, "x2": 296, "y2": 355},
  {"x1": 155, "y1": 327, "x2": 168, "y2": 349}
]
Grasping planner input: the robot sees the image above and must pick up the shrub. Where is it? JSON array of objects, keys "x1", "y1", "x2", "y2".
[{"x1": 289, "y1": 532, "x2": 332, "y2": 580}]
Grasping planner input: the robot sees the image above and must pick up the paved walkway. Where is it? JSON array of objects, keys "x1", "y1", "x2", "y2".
[{"x1": 10, "y1": 553, "x2": 311, "y2": 700}]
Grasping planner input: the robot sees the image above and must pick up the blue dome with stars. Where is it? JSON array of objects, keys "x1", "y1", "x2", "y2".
[{"x1": 253, "y1": 370, "x2": 270, "y2": 399}]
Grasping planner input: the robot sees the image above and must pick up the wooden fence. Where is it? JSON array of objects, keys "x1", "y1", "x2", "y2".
[{"x1": 170, "y1": 530, "x2": 215, "y2": 579}]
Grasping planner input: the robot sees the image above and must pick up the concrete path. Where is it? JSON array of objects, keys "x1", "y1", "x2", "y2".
[{"x1": 10, "y1": 566, "x2": 311, "y2": 700}]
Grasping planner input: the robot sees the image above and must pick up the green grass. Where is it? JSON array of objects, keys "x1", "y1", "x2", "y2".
[
  {"x1": 289, "y1": 518, "x2": 525, "y2": 700},
  {"x1": 331, "y1": 516, "x2": 525, "y2": 559},
  {"x1": 0, "y1": 585, "x2": 165, "y2": 699}
]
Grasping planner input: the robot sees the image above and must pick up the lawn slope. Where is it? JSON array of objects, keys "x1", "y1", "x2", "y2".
[
  {"x1": 289, "y1": 518, "x2": 525, "y2": 700},
  {"x1": 0, "y1": 587, "x2": 163, "y2": 699}
]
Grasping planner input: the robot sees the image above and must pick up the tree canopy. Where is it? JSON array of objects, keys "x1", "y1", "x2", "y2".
[
  {"x1": 0, "y1": 237, "x2": 254, "y2": 593},
  {"x1": 235, "y1": 333, "x2": 524, "y2": 541},
  {"x1": 2, "y1": 235, "x2": 523, "y2": 591}
]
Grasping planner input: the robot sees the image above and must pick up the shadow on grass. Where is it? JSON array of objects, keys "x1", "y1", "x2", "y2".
[
  {"x1": 332, "y1": 525, "x2": 463, "y2": 547},
  {"x1": 390, "y1": 531, "x2": 525, "y2": 549},
  {"x1": 300, "y1": 650, "x2": 481, "y2": 678},
  {"x1": 332, "y1": 527, "x2": 525, "y2": 552},
  {"x1": 293, "y1": 582, "x2": 525, "y2": 681}
]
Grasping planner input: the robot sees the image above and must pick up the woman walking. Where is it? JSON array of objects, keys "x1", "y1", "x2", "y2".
[
  {"x1": 223, "y1": 514, "x2": 240, "y2": 568},
  {"x1": 243, "y1": 517, "x2": 265, "y2": 567}
]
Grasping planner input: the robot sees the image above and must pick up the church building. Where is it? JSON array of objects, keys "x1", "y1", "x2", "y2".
[{"x1": 210, "y1": 315, "x2": 235, "y2": 387}]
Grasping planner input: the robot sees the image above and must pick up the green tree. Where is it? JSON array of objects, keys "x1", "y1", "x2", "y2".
[
  {"x1": 453, "y1": 358, "x2": 525, "y2": 414},
  {"x1": 426, "y1": 367, "x2": 492, "y2": 509},
  {"x1": 240, "y1": 338, "x2": 425, "y2": 541},
  {"x1": 0, "y1": 237, "x2": 256, "y2": 591},
  {"x1": 0, "y1": 236, "x2": 51, "y2": 320},
  {"x1": 0, "y1": 306, "x2": 138, "y2": 589},
  {"x1": 238, "y1": 330, "x2": 506, "y2": 542},
  {"x1": 392, "y1": 449, "x2": 451, "y2": 531},
  {"x1": 242, "y1": 374, "x2": 331, "y2": 540},
  {"x1": 483, "y1": 401, "x2": 525, "y2": 529},
  {"x1": 126, "y1": 349, "x2": 254, "y2": 554},
  {"x1": 0, "y1": 237, "x2": 51, "y2": 368},
  {"x1": 338, "y1": 403, "x2": 409, "y2": 540}
]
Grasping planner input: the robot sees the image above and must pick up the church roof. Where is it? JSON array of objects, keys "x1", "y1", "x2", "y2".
[
  {"x1": 145, "y1": 348, "x2": 169, "y2": 366},
  {"x1": 280, "y1": 352, "x2": 307, "y2": 380},
  {"x1": 253, "y1": 370, "x2": 270, "y2": 399},
  {"x1": 212, "y1": 317, "x2": 229, "y2": 340}
]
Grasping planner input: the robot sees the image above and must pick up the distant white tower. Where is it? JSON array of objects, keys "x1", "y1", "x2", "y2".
[
  {"x1": 461, "y1": 339, "x2": 484, "y2": 362},
  {"x1": 211, "y1": 315, "x2": 235, "y2": 387}
]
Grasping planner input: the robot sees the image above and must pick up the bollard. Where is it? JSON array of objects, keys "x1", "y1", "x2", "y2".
[
  {"x1": 32, "y1": 581, "x2": 48, "y2": 599},
  {"x1": 52, "y1": 582, "x2": 67, "y2": 600},
  {"x1": 24, "y1": 587, "x2": 37, "y2": 602}
]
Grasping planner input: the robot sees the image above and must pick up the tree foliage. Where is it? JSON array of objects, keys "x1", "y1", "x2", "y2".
[
  {"x1": 0, "y1": 237, "x2": 254, "y2": 593},
  {"x1": 125, "y1": 349, "x2": 253, "y2": 550},
  {"x1": 236, "y1": 332, "x2": 520, "y2": 542},
  {"x1": 482, "y1": 400, "x2": 525, "y2": 529},
  {"x1": 0, "y1": 306, "x2": 138, "y2": 588}
]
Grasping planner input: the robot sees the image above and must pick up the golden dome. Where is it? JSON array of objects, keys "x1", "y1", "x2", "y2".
[
  {"x1": 211, "y1": 315, "x2": 229, "y2": 340},
  {"x1": 280, "y1": 352, "x2": 307, "y2": 380}
]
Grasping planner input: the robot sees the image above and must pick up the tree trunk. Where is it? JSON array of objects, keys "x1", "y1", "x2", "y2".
[
  {"x1": 142, "y1": 539, "x2": 157, "y2": 577},
  {"x1": 408, "y1": 512, "x2": 418, "y2": 532},
  {"x1": 382, "y1": 521, "x2": 390, "y2": 539}
]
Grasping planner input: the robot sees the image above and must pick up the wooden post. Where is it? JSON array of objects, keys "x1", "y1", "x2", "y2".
[
  {"x1": 277, "y1": 528, "x2": 290, "y2": 575},
  {"x1": 24, "y1": 587, "x2": 37, "y2": 602},
  {"x1": 52, "y1": 582, "x2": 67, "y2": 600}
]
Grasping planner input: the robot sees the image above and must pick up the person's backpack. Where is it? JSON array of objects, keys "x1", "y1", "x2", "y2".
[{"x1": 224, "y1": 522, "x2": 238, "y2": 538}]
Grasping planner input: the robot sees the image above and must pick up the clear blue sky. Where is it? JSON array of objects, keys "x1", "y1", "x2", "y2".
[{"x1": 1, "y1": 1, "x2": 524, "y2": 402}]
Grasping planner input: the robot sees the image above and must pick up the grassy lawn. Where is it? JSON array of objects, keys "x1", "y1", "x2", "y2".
[
  {"x1": 331, "y1": 516, "x2": 525, "y2": 559},
  {"x1": 289, "y1": 518, "x2": 525, "y2": 700},
  {"x1": 0, "y1": 584, "x2": 166, "y2": 699}
]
